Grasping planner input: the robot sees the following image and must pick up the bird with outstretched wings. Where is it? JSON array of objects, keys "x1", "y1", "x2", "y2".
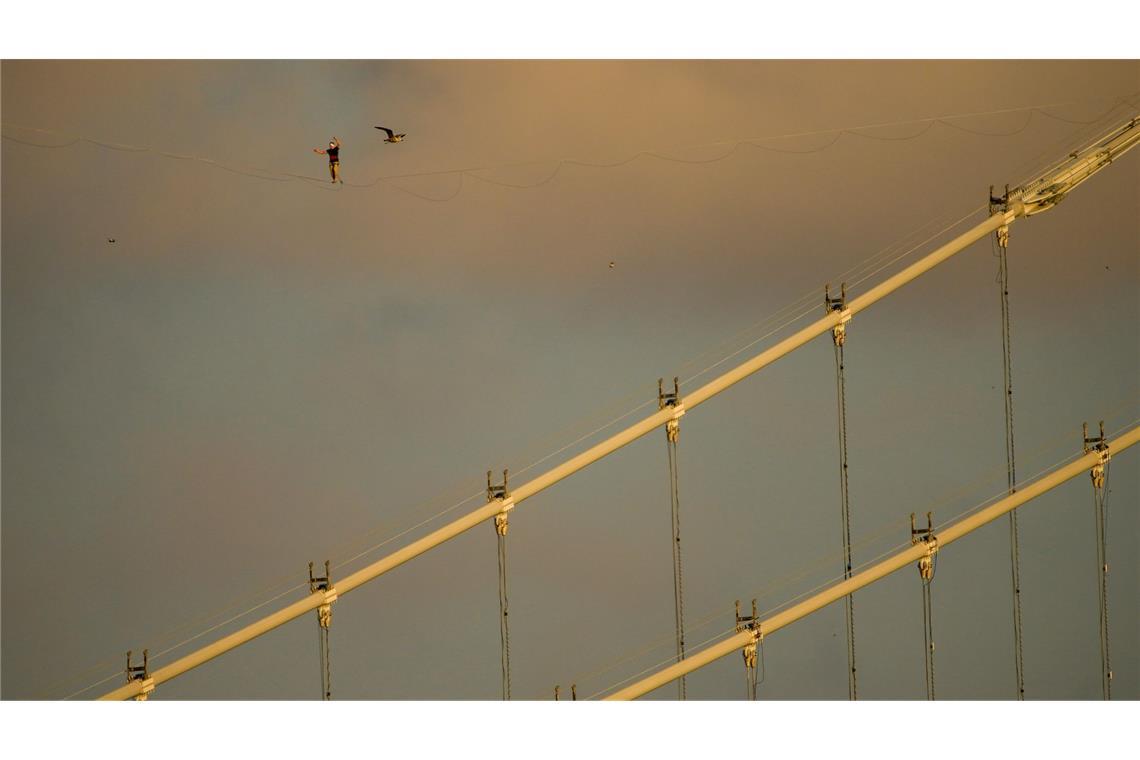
[{"x1": 375, "y1": 126, "x2": 406, "y2": 143}]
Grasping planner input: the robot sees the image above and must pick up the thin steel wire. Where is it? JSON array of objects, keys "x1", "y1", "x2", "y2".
[
  {"x1": 666, "y1": 435, "x2": 687, "y2": 700},
  {"x1": 497, "y1": 530, "x2": 512, "y2": 701},
  {"x1": 1092, "y1": 461, "x2": 1112, "y2": 699},
  {"x1": 921, "y1": 571, "x2": 936, "y2": 701},
  {"x1": 833, "y1": 340, "x2": 857, "y2": 700},
  {"x1": 994, "y1": 232, "x2": 1026, "y2": 700}
]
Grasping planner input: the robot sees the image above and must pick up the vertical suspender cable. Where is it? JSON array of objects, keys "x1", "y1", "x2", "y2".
[
  {"x1": 921, "y1": 567, "x2": 936, "y2": 701},
  {"x1": 666, "y1": 430, "x2": 687, "y2": 700},
  {"x1": 660, "y1": 378, "x2": 687, "y2": 700},
  {"x1": 490, "y1": 470, "x2": 513, "y2": 701},
  {"x1": 834, "y1": 341, "x2": 857, "y2": 700},
  {"x1": 1091, "y1": 455, "x2": 1112, "y2": 699},
  {"x1": 737, "y1": 600, "x2": 761, "y2": 700},
  {"x1": 318, "y1": 623, "x2": 332, "y2": 700},
  {"x1": 911, "y1": 514, "x2": 937, "y2": 701},
  {"x1": 497, "y1": 528, "x2": 512, "y2": 700},
  {"x1": 309, "y1": 561, "x2": 333, "y2": 701},
  {"x1": 828, "y1": 285, "x2": 857, "y2": 700},
  {"x1": 992, "y1": 215, "x2": 1026, "y2": 700}
]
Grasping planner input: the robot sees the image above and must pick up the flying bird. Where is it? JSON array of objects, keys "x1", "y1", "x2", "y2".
[
  {"x1": 107, "y1": 238, "x2": 116, "y2": 243},
  {"x1": 375, "y1": 126, "x2": 406, "y2": 143},
  {"x1": 609, "y1": 261, "x2": 615, "y2": 269}
]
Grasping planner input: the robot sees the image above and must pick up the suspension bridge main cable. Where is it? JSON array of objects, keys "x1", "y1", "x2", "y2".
[
  {"x1": 69, "y1": 196, "x2": 989, "y2": 700},
  {"x1": 602, "y1": 423, "x2": 1140, "y2": 700},
  {"x1": 588, "y1": 413, "x2": 1137, "y2": 700},
  {"x1": 528, "y1": 407, "x2": 1136, "y2": 701}
]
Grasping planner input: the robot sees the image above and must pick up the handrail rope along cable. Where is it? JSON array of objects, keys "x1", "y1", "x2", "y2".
[
  {"x1": 61, "y1": 191, "x2": 991, "y2": 700},
  {"x1": 602, "y1": 425, "x2": 1140, "y2": 700},
  {"x1": 310, "y1": 221, "x2": 964, "y2": 589},
  {"x1": 94, "y1": 114, "x2": 1140, "y2": 700},
  {"x1": 4, "y1": 93, "x2": 1135, "y2": 201},
  {"x1": 678, "y1": 202, "x2": 991, "y2": 388},
  {"x1": 323, "y1": 197, "x2": 993, "y2": 575},
  {"x1": 544, "y1": 409, "x2": 1140, "y2": 700},
  {"x1": 543, "y1": 512, "x2": 915, "y2": 699},
  {"x1": 588, "y1": 529, "x2": 931, "y2": 699},
  {"x1": 186, "y1": 197, "x2": 983, "y2": 602}
]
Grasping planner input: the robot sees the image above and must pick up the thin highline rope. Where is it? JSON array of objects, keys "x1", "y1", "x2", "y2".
[{"x1": 5, "y1": 93, "x2": 1133, "y2": 199}]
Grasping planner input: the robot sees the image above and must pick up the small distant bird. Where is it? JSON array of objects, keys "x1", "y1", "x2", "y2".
[
  {"x1": 609, "y1": 261, "x2": 615, "y2": 269},
  {"x1": 107, "y1": 238, "x2": 116, "y2": 243},
  {"x1": 375, "y1": 126, "x2": 406, "y2": 143}
]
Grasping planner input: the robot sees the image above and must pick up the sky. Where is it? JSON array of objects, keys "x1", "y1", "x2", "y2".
[{"x1": 2, "y1": 60, "x2": 1138, "y2": 701}]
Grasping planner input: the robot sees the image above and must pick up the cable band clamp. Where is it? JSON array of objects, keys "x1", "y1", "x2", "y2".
[
  {"x1": 659, "y1": 377, "x2": 684, "y2": 442},
  {"x1": 911, "y1": 512, "x2": 939, "y2": 582},
  {"x1": 1083, "y1": 421, "x2": 1111, "y2": 489},
  {"x1": 488, "y1": 469, "x2": 513, "y2": 535},
  {"x1": 825, "y1": 283, "x2": 850, "y2": 347}
]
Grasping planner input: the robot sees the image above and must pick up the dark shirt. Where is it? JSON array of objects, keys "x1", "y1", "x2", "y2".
[{"x1": 327, "y1": 145, "x2": 339, "y2": 163}]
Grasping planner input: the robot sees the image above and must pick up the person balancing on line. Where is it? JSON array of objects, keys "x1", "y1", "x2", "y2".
[{"x1": 313, "y1": 137, "x2": 342, "y2": 183}]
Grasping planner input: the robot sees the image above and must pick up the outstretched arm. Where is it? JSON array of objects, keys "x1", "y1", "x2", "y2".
[{"x1": 313, "y1": 148, "x2": 327, "y2": 154}]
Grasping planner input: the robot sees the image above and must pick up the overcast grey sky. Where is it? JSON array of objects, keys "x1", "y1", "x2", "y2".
[{"x1": 2, "y1": 60, "x2": 1137, "y2": 700}]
